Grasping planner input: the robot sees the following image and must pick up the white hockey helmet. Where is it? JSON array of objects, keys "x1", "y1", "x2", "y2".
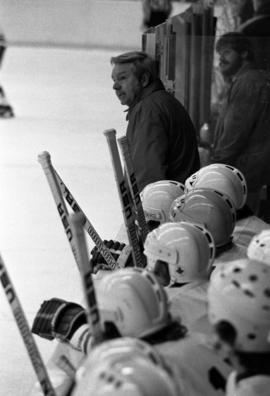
[
  {"x1": 140, "y1": 180, "x2": 185, "y2": 225},
  {"x1": 73, "y1": 337, "x2": 180, "y2": 396},
  {"x1": 208, "y1": 258, "x2": 270, "y2": 352},
  {"x1": 96, "y1": 268, "x2": 171, "y2": 338},
  {"x1": 247, "y1": 229, "x2": 270, "y2": 265},
  {"x1": 144, "y1": 221, "x2": 216, "y2": 285},
  {"x1": 170, "y1": 188, "x2": 236, "y2": 248},
  {"x1": 185, "y1": 163, "x2": 247, "y2": 210}
]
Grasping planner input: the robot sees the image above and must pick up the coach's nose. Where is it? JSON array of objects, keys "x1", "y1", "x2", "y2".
[{"x1": 113, "y1": 81, "x2": 120, "y2": 91}]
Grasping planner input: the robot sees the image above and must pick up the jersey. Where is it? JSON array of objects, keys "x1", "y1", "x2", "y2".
[
  {"x1": 157, "y1": 332, "x2": 233, "y2": 396},
  {"x1": 226, "y1": 371, "x2": 270, "y2": 396},
  {"x1": 167, "y1": 280, "x2": 213, "y2": 335}
]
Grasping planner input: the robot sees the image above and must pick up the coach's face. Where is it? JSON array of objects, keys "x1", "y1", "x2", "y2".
[{"x1": 112, "y1": 63, "x2": 143, "y2": 108}]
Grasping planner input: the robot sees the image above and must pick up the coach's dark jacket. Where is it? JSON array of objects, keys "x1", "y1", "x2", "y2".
[{"x1": 126, "y1": 79, "x2": 200, "y2": 192}]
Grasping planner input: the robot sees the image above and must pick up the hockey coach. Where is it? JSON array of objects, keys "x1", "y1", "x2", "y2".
[{"x1": 111, "y1": 51, "x2": 200, "y2": 192}]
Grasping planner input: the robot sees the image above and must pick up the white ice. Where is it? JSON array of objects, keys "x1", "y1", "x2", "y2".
[{"x1": 0, "y1": 46, "x2": 128, "y2": 395}]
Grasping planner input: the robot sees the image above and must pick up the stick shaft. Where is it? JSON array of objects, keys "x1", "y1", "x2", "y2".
[
  {"x1": 0, "y1": 255, "x2": 56, "y2": 396},
  {"x1": 38, "y1": 152, "x2": 79, "y2": 265},
  {"x1": 117, "y1": 136, "x2": 148, "y2": 243},
  {"x1": 69, "y1": 212, "x2": 103, "y2": 343},
  {"x1": 104, "y1": 129, "x2": 144, "y2": 267},
  {"x1": 54, "y1": 170, "x2": 118, "y2": 270}
]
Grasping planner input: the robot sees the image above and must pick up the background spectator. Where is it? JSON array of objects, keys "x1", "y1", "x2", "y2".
[{"x1": 210, "y1": 32, "x2": 270, "y2": 214}]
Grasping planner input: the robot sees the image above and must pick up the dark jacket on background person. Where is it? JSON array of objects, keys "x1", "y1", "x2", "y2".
[
  {"x1": 126, "y1": 79, "x2": 200, "y2": 191},
  {"x1": 212, "y1": 63, "x2": 270, "y2": 193},
  {"x1": 238, "y1": 2, "x2": 270, "y2": 71},
  {"x1": 238, "y1": 1, "x2": 270, "y2": 36}
]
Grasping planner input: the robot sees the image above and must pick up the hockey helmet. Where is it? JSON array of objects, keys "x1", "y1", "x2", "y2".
[
  {"x1": 185, "y1": 163, "x2": 247, "y2": 210},
  {"x1": 144, "y1": 221, "x2": 215, "y2": 286},
  {"x1": 170, "y1": 188, "x2": 236, "y2": 248},
  {"x1": 247, "y1": 229, "x2": 270, "y2": 265},
  {"x1": 96, "y1": 268, "x2": 170, "y2": 338},
  {"x1": 73, "y1": 337, "x2": 180, "y2": 396},
  {"x1": 208, "y1": 258, "x2": 270, "y2": 352},
  {"x1": 141, "y1": 180, "x2": 185, "y2": 226}
]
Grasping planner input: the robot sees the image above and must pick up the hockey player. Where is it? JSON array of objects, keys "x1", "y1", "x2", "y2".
[
  {"x1": 185, "y1": 163, "x2": 247, "y2": 211},
  {"x1": 169, "y1": 182, "x2": 270, "y2": 269},
  {"x1": 170, "y1": 187, "x2": 237, "y2": 252},
  {"x1": 144, "y1": 220, "x2": 216, "y2": 334},
  {"x1": 115, "y1": 179, "x2": 185, "y2": 242},
  {"x1": 141, "y1": 179, "x2": 185, "y2": 229},
  {"x1": 33, "y1": 268, "x2": 232, "y2": 396},
  {"x1": 91, "y1": 267, "x2": 233, "y2": 395},
  {"x1": 184, "y1": 163, "x2": 270, "y2": 249},
  {"x1": 72, "y1": 337, "x2": 180, "y2": 396},
  {"x1": 207, "y1": 258, "x2": 270, "y2": 396}
]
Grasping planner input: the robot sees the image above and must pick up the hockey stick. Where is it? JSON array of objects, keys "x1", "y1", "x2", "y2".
[
  {"x1": 38, "y1": 152, "x2": 124, "y2": 271},
  {"x1": 117, "y1": 135, "x2": 148, "y2": 243},
  {"x1": 53, "y1": 169, "x2": 120, "y2": 270},
  {"x1": 38, "y1": 151, "x2": 79, "y2": 265},
  {"x1": 69, "y1": 212, "x2": 104, "y2": 345},
  {"x1": 0, "y1": 254, "x2": 56, "y2": 396},
  {"x1": 104, "y1": 129, "x2": 145, "y2": 267}
]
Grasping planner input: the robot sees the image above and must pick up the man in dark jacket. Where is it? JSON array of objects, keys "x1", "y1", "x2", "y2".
[
  {"x1": 211, "y1": 32, "x2": 270, "y2": 213},
  {"x1": 111, "y1": 51, "x2": 200, "y2": 192}
]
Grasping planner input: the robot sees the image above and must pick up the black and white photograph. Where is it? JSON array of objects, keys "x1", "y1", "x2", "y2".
[{"x1": 1, "y1": 1, "x2": 270, "y2": 395}]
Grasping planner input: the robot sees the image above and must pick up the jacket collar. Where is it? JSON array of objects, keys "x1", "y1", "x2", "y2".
[
  {"x1": 125, "y1": 79, "x2": 165, "y2": 120},
  {"x1": 232, "y1": 62, "x2": 255, "y2": 82}
]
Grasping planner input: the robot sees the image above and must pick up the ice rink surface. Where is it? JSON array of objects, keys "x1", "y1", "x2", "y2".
[{"x1": 0, "y1": 46, "x2": 128, "y2": 394}]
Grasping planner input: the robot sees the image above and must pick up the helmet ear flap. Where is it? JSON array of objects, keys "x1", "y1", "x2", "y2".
[
  {"x1": 215, "y1": 320, "x2": 237, "y2": 347},
  {"x1": 153, "y1": 259, "x2": 172, "y2": 287}
]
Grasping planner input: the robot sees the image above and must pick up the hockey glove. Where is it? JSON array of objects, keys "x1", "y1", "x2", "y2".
[
  {"x1": 90, "y1": 239, "x2": 133, "y2": 273},
  {"x1": 31, "y1": 298, "x2": 87, "y2": 342}
]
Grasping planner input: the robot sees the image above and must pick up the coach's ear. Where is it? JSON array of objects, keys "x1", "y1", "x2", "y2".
[{"x1": 141, "y1": 71, "x2": 151, "y2": 88}]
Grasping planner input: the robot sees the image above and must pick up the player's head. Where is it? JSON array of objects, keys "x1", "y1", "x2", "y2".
[
  {"x1": 170, "y1": 188, "x2": 236, "y2": 248},
  {"x1": 208, "y1": 258, "x2": 270, "y2": 354},
  {"x1": 144, "y1": 221, "x2": 215, "y2": 286},
  {"x1": 96, "y1": 268, "x2": 171, "y2": 338},
  {"x1": 247, "y1": 229, "x2": 270, "y2": 265},
  {"x1": 185, "y1": 163, "x2": 247, "y2": 210},
  {"x1": 141, "y1": 180, "x2": 185, "y2": 230},
  {"x1": 73, "y1": 337, "x2": 180, "y2": 396},
  {"x1": 111, "y1": 51, "x2": 159, "y2": 107}
]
